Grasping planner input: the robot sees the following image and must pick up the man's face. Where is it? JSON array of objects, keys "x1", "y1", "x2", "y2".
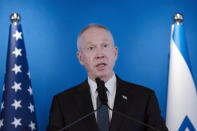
[{"x1": 77, "y1": 27, "x2": 118, "y2": 82}]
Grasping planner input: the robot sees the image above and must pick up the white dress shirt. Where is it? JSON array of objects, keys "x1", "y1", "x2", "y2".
[{"x1": 88, "y1": 73, "x2": 117, "y2": 121}]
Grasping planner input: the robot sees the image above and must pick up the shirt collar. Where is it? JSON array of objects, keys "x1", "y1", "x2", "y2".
[{"x1": 88, "y1": 76, "x2": 97, "y2": 94}]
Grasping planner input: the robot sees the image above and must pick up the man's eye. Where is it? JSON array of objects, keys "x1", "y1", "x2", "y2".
[
  {"x1": 88, "y1": 47, "x2": 94, "y2": 50},
  {"x1": 104, "y1": 44, "x2": 108, "y2": 48}
]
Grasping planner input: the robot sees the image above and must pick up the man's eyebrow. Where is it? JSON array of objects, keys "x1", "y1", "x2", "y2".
[
  {"x1": 86, "y1": 41, "x2": 94, "y2": 45},
  {"x1": 102, "y1": 39, "x2": 109, "y2": 41},
  {"x1": 86, "y1": 42, "x2": 95, "y2": 47}
]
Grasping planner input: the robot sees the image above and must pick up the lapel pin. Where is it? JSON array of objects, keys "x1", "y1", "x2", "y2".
[{"x1": 122, "y1": 95, "x2": 127, "y2": 100}]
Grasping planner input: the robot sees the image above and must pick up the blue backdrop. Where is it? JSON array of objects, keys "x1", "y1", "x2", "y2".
[{"x1": 0, "y1": 0, "x2": 197, "y2": 130}]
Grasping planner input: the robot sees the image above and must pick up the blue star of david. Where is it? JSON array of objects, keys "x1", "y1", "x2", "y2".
[{"x1": 179, "y1": 116, "x2": 195, "y2": 131}]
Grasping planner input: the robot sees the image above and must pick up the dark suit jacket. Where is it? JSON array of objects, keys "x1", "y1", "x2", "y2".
[{"x1": 47, "y1": 76, "x2": 168, "y2": 131}]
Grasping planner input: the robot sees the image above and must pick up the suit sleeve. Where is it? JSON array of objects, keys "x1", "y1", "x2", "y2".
[
  {"x1": 47, "y1": 96, "x2": 65, "y2": 131},
  {"x1": 146, "y1": 91, "x2": 168, "y2": 131}
]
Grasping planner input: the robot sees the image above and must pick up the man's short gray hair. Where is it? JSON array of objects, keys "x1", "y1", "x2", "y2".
[{"x1": 77, "y1": 24, "x2": 111, "y2": 51}]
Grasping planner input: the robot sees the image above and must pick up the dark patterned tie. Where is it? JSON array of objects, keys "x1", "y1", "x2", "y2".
[{"x1": 97, "y1": 90, "x2": 109, "y2": 131}]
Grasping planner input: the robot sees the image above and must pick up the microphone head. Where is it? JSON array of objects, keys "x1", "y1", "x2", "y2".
[
  {"x1": 95, "y1": 77, "x2": 108, "y2": 106},
  {"x1": 95, "y1": 77, "x2": 101, "y2": 84},
  {"x1": 95, "y1": 77, "x2": 104, "y2": 88},
  {"x1": 95, "y1": 77, "x2": 105, "y2": 85}
]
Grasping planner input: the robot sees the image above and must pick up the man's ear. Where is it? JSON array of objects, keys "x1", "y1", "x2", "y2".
[
  {"x1": 77, "y1": 51, "x2": 84, "y2": 65},
  {"x1": 114, "y1": 46, "x2": 118, "y2": 60}
]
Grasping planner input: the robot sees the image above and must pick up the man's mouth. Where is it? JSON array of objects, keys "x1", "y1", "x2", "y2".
[
  {"x1": 96, "y1": 63, "x2": 107, "y2": 71},
  {"x1": 96, "y1": 63, "x2": 106, "y2": 67}
]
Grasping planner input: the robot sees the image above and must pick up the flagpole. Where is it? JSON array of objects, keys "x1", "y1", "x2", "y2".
[
  {"x1": 166, "y1": 13, "x2": 197, "y2": 131},
  {"x1": 0, "y1": 13, "x2": 37, "y2": 131}
]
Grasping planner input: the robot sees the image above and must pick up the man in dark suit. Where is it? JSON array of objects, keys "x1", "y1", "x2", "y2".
[{"x1": 47, "y1": 24, "x2": 168, "y2": 131}]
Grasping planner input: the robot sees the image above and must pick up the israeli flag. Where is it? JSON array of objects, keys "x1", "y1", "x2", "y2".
[{"x1": 166, "y1": 23, "x2": 197, "y2": 130}]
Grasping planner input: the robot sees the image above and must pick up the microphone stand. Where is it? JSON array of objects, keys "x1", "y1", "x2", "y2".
[
  {"x1": 105, "y1": 105, "x2": 160, "y2": 131},
  {"x1": 59, "y1": 105, "x2": 102, "y2": 131},
  {"x1": 59, "y1": 77, "x2": 160, "y2": 131},
  {"x1": 59, "y1": 104, "x2": 160, "y2": 131},
  {"x1": 96, "y1": 77, "x2": 160, "y2": 131}
]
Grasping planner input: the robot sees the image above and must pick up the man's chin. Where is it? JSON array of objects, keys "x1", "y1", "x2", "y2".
[
  {"x1": 93, "y1": 74, "x2": 104, "y2": 79},
  {"x1": 94, "y1": 73, "x2": 110, "y2": 82}
]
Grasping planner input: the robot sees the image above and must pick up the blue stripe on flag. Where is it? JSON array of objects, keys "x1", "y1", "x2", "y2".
[{"x1": 172, "y1": 24, "x2": 192, "y2": 72}]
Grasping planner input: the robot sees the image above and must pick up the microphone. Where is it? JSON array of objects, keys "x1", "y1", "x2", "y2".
[{"x1": 95, "y1": 77, "x2": 108, "y2": 106}]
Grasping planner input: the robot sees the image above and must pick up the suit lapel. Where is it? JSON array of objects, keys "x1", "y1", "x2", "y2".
[
  {"x1": 74, "y1": 80, "x2": 99, "y2": 131},
  {"x1": 110, "y1": 77, "x2": 130, "y2": 131}
]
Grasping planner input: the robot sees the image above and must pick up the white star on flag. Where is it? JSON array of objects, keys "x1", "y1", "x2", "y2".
[
  {"x1": 12, "y1": 47, "x2": 22, "y2": 58},
  {"x1": 28, "y1": 103, "x2": 34, "y2": 113},
  {"x1": 28, "y1": 86, "x2": 33, "y2": 95},
  {"x1": 1, "y1": 101, "x2": 4, "y2": 110},
  {"x1": 11, "y1": 117, "x2": 22, "y2": 128},
  {"x1": 29, "y1": 121, "x2": 36, "y2": 131},
  {"x1": 11, "y1": 82, "x2": 22, "y2": 92},
  {"x1": 12, "y1": 30, "x2": 22, "y2": 41},
  {"x1": 11, "y1": 99, "x2": 22, "y2": 110},
  {"x1": 0, "y1": 119, "x2": 3, "y2": 129},
  {"x1": 27, "y1": 71, "x2": 31, "y2": 78},
  {"x1": 12, "y1": 64, "x2": 22, "y2": 75}
]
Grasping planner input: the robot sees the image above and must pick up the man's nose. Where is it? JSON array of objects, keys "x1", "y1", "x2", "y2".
[
  {"x1": 95, "y1": 47, "x2": 105, "y2": 59},
  {"x1": 96, "y1": 55, "x2": 104, "y2": 59}
]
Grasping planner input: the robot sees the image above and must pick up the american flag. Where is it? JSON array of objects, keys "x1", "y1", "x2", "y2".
[{"x1": 0, "y1": 21, "x2": 37, "y2": 130}]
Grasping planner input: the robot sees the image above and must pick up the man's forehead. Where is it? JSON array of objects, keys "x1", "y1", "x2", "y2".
[
  {"x1": 80, "y1": 35, "x2": 113, "y2": 47},
  {"x1": 85, "y1": 39, "x2": 111, "y2": 45},
  {"x1": 77, "y1": 25, "x2": 114, "y2": 50}
]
